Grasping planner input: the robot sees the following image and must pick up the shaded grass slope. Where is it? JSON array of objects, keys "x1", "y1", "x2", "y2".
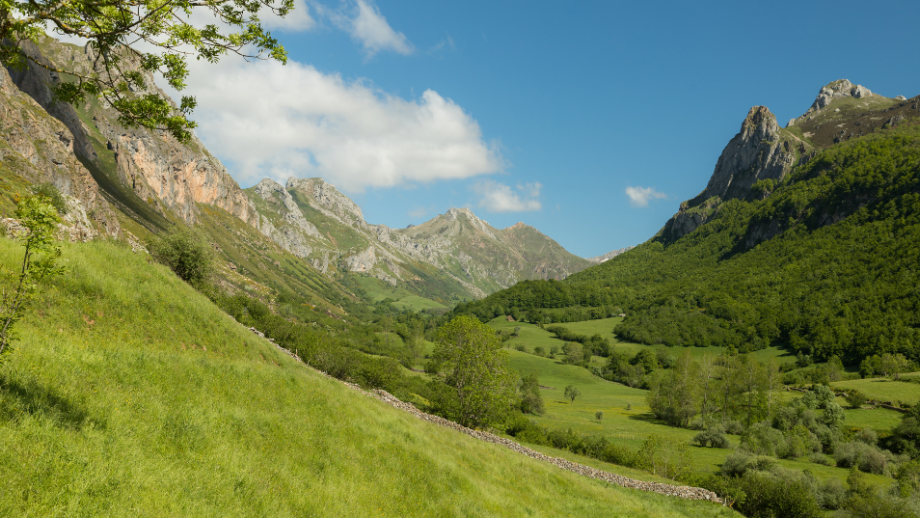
[{"x1": 0, "y1": 239, "x2": 734, "y2": 518}]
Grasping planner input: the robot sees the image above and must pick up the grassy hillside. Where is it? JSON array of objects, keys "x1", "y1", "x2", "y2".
[{"x1": 0, "y1": 238, "x2": 734, "y2": 517}]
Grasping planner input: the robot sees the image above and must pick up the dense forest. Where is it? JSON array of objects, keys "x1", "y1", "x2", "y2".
[{"x1": 453, "y1": 123, "x2": 920, "y2": 364}]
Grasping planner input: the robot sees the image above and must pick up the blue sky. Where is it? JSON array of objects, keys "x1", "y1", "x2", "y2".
[{"x1": 181, "y1": 0, "x2": 920, "y2": 258}]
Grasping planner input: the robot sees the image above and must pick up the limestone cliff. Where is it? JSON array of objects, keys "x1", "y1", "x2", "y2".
[
  {"x1": 0, "y1": 58, "x2": 118, "y2": 238},
  {"x1": 9, "y1": 35, "x2": 255, "y2": 228},
  {"x1": 661, "y1": 106, "x2": 795, "y2": 241}
]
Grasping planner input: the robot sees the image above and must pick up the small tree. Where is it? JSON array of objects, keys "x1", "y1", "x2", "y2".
[
  {"x1": 564, "y1": 385, "x2": 581, "y2": 403},
  {"x1": 846, "y1": 390, "x2": 868, "y2": 409},
  {"x1": 148, "y1": 227, "x2": 215, "y2": 285},
  {"x1": 1, "y1": 194, "x2": 65, "y2": 355},
  {"x1": 519, "y1": 373, "x2": 545, "y2": 415},
  {"x1": 595, "y1": 410, "x2": 603, "y2": 422},
  {"x1": 433, "y1": 316, "x2": 519, "y2": 429}
]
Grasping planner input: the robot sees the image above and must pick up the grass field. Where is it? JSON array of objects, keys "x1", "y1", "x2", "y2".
[
  {"x1": 832, "y1": 377, "x2": 920, "y2": 405},
  {"x1": 353, "y1": 276, "x2": 446, "y2": 312},
  {"x1": 490, "y1": 317, "x2": 797, "y2": 366},
  {"x1": 0, "y1": 239, "x2": 737, "y2": 517},
  {"x1": 504, "y1": 349, "x2": 891, "y2": 487}
]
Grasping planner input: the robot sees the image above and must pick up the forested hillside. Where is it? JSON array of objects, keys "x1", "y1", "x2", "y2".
[{"x1": 454, "y1": 113, "x2": 920, "y2": 364}]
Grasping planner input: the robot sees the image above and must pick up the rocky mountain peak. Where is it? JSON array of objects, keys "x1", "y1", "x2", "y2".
[
  {"x1": 661, "y1": 105, "x2": 794, "y2": 241},
  {"x1": 286, "y1": 177, "x2": 365, "y2": 226},
  {"x1": 253, "y1": 178, "x2": 286, "y2": 200},
  {"x1": 811, "y1": 79, "x2": 873, "y2": 111}
]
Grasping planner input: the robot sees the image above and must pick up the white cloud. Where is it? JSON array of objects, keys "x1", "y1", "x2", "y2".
[
  {"x1": 264, "y1": 0, "x2": 316, "y2": 32},
  {"x1": 625, "y1": 186, "x2": 667, "y2": 207},
  {"x1": 182, "y1": 58, "x2": 503, "y2": 191},
  {"x1": 474, "y1": 180, "x2": 542, "y2": 213},
  {"x1": 331, "y1": 0, "x2": 413, "y2": 57}
]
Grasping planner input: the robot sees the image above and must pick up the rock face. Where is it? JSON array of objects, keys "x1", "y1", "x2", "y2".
[
  {"x1": 810, "y1": 79, "x2": 873, "y2": 111},
  {"x1": 0, "y1": 55, "x2": 118, "y2": 238},
  {"x1": 1, "y1": 34, "x2": 597, "y2": 303},
  {"x1": 8, "y1": 35, "x2": 255, "y2": 227},
  {"x1": 699, "y1": 106, "x2": 793, "y2": 202},
  {"x1": 588, "y1": 246, "x2": 635, "y2": 263},
  {"x1": 661, "y1": 106, "x2": 794, "y2": 241}
]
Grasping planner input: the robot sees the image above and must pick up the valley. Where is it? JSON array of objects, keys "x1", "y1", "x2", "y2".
[{"x1": 0, "y1": 8, "x2": 919, "y2": 517}]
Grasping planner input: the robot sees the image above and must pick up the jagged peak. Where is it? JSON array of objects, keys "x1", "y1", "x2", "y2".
[
  {"x1": 252, "y1": 178, "x2": 286, "y2": 200},
  {"x1": 741, "y1": 106, "x2": 779, "y2": 133},
  {"x1": 788, "y1": 79, "x2": 877, "y2": 126}
]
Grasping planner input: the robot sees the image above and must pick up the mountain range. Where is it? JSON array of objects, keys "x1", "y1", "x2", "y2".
[{"x1": 0, "y1": 34, "x2": 605, "y2": 310}]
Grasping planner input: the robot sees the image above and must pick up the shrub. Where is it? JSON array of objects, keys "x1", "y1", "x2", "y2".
[
  {"x1": 847, "y1": 390, "x2": 869, "y2": 409},
  {"x1": 595, "y1": 411, "x2": 603, "y2": 422},
  {"x1": 735, "y1": 471, "x2": 822, "y2": 518},
  {"x1": 854, "y1": 428, "x2": 878, "y2": 445},
  {"x1": 817, "y1": 478, "x2": 846, "y2": 509},
  {"x1": 835, "y1": 441, "x2": 888, "y2": 474},
  {"x1": 148, "y1": 227, "x2": 215, "y2": 285},
  {"x1": 28, "y1": 182, "x2": 68, "y2": 215},
  {"x1": 724, "y1": 419, "x2": 746, "y2": 435},
  {"x1": 742, "y1": 422, "x2": 784, "y2": 456},
  {"x1": 514, "y1": 344, "x2": 526, "y2": 352},
  {"x1": 693, "y1": 428, "x2": 730, "y2": 448},
  {"x1": 808, "y1": 452, "x2": 834, "y2": 466},
  {"x1": 533, "y1": 346, "x2": 544, "y2": 356}
]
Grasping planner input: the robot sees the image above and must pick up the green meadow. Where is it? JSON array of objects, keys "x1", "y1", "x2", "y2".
[
  {"x1": 491, "y1": 317, "x2": 796, "y2": 366},
  {"x1": 831, "y1": 376, "x2": 920, "y2": 404},
  {"x1": 495, "y1": 324, "x2": 893, "y2": 487},
  {"x1": 0, "y1": 239, "x2": 735, "y2": 517}
]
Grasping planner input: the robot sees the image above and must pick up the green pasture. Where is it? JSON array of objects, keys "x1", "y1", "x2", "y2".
[
  {"x1": 832, "y1": 376, "x2": 920, "y2": 405},
  {"x1": 353, "y1": 276, "x2": 446, "y2": 312},
  {"x1": 506, "y1": 350, "x2": 891, "y2": 486},
  {"x1": 490, "y1": 317, "x2": 796, "y2": 366},
  {"x1": 0, "y1": 239, "x2": 734, "y2": 518}
]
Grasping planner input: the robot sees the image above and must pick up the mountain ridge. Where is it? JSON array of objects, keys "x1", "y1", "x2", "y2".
[{"x1": 0, "y1": 34, "x2": 593, "y2": 308}]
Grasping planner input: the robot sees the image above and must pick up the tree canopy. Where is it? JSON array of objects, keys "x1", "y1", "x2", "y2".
[
  {"x1": 0, "y1": 0, "x2": 291, "y2": 142},
  {"x1": 433, "y1": 316, "x2": 518, "y2": 429}
]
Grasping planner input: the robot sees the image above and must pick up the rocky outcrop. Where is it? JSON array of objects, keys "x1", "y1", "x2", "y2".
[
  {"x1": 809, "y1": 79, "x2": 873, "y2": 112},
  {"x1": 286, "y1": 177, "x2": 366, "y2": 229},
  {"x1": 588, "y1": 246, "x2": 635, "y2": 263},
  {"x1": 8, "y1": 35, "x2": 254, "y2": 227},
  {"x1": 0, "y1": 59, "x2": 118, "y2": 238},
  {"x1": 661, "y1": 106, "x2": 794, "y2": 241},
  {"x1": 698, "y1": 106, "x2": 793, "y2": 202}
]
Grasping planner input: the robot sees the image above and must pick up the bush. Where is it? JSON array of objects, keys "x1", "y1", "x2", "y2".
[
  {"x1": 808, "y1": 452, "x2": 834, "y2": 466},
  {"x1": 148, "y1": 227, "x2": 215, "y2": 285},
  {"x1": 834, "y1": 441, "x2": 888, "y2": 474},
  {"x1": 742, "y1": 422, "x2": 784, "y2": 456},
  {"x1": 693, "y1": 428, "x2": 730, "y2": 448},
  {"x1": 724, "y1": 419, "x2": 746, "y2": 435},
  {"x1": 735, "y1": 471, "x2": 822, "y2": 518},
  {"x1": 847, "y1": 390, "x2": 869, "y2": 409},
  {"x1": 29, "y1": 182, "x2": 67, "y2": 215},
  {"x1": 816, "y1": 478, "x2": 846, "y2": 510}
]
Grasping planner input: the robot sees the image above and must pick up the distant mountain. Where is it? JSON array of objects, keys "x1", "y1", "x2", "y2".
[
  {"x1": 0, "y1": 34, "x2": 592, "y2": 308},
  {"x1": 587, "y1": 247, "x2": 635, "y2": 264}
]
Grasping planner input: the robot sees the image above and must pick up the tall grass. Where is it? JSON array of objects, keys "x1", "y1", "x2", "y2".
[{"x1": 0, "y1": 239, "x2": 735, "y2": 517}]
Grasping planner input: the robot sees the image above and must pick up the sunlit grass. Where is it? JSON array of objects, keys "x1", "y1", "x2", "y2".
[{"x1": 0, "y1": 239, "x2": 734, "y2": 517}]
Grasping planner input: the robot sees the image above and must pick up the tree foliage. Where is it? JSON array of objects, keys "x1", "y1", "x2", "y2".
[
  {"x1": 148, "y1": 226, "x2": 215, "y2": 285},
  {"x1": 0, "y1": 194, "x2": 65, "y2": 355},
  {"x1": 433, "y1": 316, "x2": 518, "y2": 429},
  {"x1": 0, "y1": 0, "x2": 291, "y2": 142}
]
